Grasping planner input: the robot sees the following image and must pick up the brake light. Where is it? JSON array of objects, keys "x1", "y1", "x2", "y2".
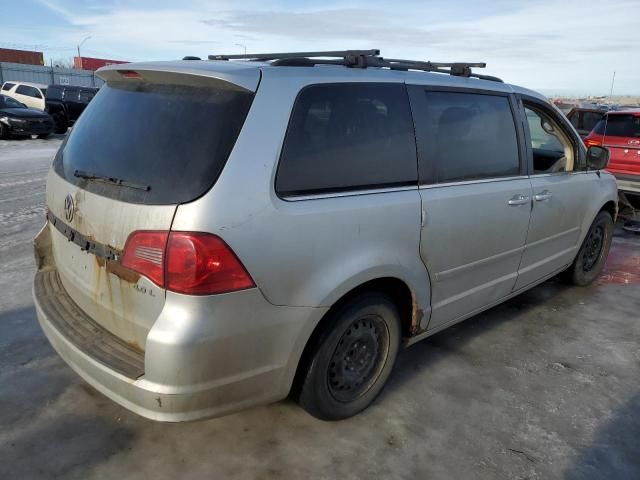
[
  {"x1": 118, "y1": 70, "x2": 141, "y2": 79},
  {"x1": 121, "y1": 231, "x2": 254, "y2": 295},
  {"x1": 585, "y1": 138, "x2": 602, "y2": 147}
]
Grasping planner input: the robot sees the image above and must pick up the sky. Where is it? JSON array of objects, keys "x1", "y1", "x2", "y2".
[{"x1": 1, "y1": 0, "x2": 639, "y2": 96}]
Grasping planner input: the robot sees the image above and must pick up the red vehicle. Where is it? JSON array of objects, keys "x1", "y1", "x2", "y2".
[
  {"x1": 566, "y1": 107, "x2": 607, "y2": 139},
  {"x1": 584, "y1": 110, "x2": 640, "y2": 230}
]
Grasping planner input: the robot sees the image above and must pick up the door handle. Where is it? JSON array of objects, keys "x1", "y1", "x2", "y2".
[
  {"x1": 508, "y1": 194, "x2": 530, "y2": 206},
  {"x1": 534, "y1": 190, "x2": 553, "y2": 202}
]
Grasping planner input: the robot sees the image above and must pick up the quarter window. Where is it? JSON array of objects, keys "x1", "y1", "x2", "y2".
[
  {"x1": 2, "y1": 82, "x2": 15, "y2": 91},
  {"x1": 524, "y1": 105, "x2": 575, "y2": 173},
  {"x1": 412, "y1": 91, "x2": 520, "y2": 183},
  {"x1": 276, "y1": 83, "x2": 417, "y2": 196}
]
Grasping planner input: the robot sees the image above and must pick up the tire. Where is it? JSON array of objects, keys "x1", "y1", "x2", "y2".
[
  {"x1": 53, "y1": 114, "x2": 67, "y2": 134},
  {"x1": 298, "y1": 292, "x2": 401, "y2": 420},
  {"x1": 37, "y1": 133, "x2": 50, "y2": 139},
  {"x1": 0, "y1": 123, "x2": 8, "y2": 139},
  {"x1": 564, "y1": 211, "x2": 613, "y2": 286}
]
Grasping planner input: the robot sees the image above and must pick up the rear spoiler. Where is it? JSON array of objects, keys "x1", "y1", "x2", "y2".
[{"x1": 97, "y1": 61, "x2": 261, "y2": 92}]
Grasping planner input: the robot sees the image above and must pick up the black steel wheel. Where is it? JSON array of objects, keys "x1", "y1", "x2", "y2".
[
  {"x1": 297, "y1": 292, "x2": 401, "y2": 420},
  {"x1": 582, "y1": 225, "x2": 604, "y2": 273},
  {"x1": 327, "y1": 314, "x2": 389, "y2": 403},
  {"x1": 564, "y1": 211, "x2": 613, "y2": 286}
]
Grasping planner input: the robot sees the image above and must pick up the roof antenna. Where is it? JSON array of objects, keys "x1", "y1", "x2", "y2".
[{"x1": 601, "y1": 71, "x2": 616, "y2": 141}]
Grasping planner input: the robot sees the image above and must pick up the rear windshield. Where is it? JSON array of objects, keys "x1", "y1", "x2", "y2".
[
  {"x1": 593, "y1": 114, "x2": 640, "y2": 137},
  {"x1": 53, "y1": 81, "x2": 254, "y2": 204}
]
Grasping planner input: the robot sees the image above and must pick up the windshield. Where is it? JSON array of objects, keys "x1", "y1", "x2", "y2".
[
  {"x1": 593, "y1": 114, "x2": 640, "y2": 138},
  {"x1": 0, "y1": 95, "x2": 25, "y2": 109},
  {"x1": 53, "y1": 81, "x2": 254, "y2": 204}
]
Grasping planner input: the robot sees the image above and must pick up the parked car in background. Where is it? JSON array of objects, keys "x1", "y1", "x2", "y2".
[
  {"x1": 0, "y1": 94, "x2": 53, "y2": 139},
  {"x1": 33, "y1": 51, "x2": 618, "y2": 423},
  {"x1": 1, "y1": 81, "x2": 47, "y2": 110},
  {"x1": 45, "y1": 85, "x2": 99, "y2": 134},
  {"x1": 566, "y1": 107, "x2": 607, "y2": 139},
  {"x1": 585, "y1": 110, "x2": 640, "y2": 230}
]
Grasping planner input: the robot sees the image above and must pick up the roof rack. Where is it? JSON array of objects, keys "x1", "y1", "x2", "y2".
[{"x1": 207, "y1": 49, "x2": 503, "y2": 82}]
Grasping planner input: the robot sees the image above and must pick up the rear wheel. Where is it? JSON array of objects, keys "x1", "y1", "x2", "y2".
[
  {"x1": 298, "y1": 293, "x2": 401, "y2": 420},
  {"x1": 564, "y1": 211, "x2": 613, "y2": 286},
  {"x1": 53, "y1": 114, "x2": 67, "y2": 134}
]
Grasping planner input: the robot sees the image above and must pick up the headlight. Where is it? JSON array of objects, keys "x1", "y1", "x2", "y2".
[
  {"x1": 9, "y1": 117, "x2": 27, "y2": 124},
  {"x1": 0, "y1": 116, "x2": 9, "y2": 125}
]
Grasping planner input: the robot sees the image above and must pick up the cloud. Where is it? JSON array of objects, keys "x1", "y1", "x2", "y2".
[
  {"x1": 167, "y1": 40, "x2": 220, "y2": 45},
  {"x1": 11, "y1": 0, "x2": 640, "y2": 94}
]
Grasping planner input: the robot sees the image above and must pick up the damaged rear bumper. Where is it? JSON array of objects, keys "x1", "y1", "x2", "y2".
[{"x1": 33, "y1": 224, "x2": 326, "y2": 422}]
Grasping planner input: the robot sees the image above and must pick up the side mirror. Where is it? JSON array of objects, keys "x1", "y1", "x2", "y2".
[{"x1": 586, "y1": 145, "x2": 610, "y2": 170}]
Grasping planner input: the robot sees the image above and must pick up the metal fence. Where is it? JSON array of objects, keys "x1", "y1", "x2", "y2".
[{"x1": 0, "y1": 62, "x2": 104, "y2": 88}]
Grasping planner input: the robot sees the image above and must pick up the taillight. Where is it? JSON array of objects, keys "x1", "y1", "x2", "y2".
[
  {"x1": 585, "y1": 138, "x2": 602, "y2": 148},
  {"x1": 121, "y1": 231, "x2": 168, "y2": 286},
  {"x1": 121, "y1": 231, "x2": 255, "y2": 295},
  {"x1": 166, "y1": 232, "x2": 255, "y2": 295}
]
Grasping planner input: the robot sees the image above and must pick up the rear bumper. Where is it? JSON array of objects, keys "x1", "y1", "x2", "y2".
[{"x1": 33, "y1": 266, "x2": 325, "y2": 422}]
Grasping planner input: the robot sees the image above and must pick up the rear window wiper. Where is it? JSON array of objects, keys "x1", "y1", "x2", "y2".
[{"x1": 74, "y1": 170, "x2": 150, "y2": 191}]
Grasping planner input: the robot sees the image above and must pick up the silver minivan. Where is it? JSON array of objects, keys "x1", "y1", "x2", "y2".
[{"x1": 33, "y1": 50, "x2": 618, "y2": 421}]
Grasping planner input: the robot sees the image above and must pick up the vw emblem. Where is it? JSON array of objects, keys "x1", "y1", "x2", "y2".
[{"x1": 64, "y1": 194, "x2": 75, "y2": 222}]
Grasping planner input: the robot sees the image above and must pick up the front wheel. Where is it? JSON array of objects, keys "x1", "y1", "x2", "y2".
[
  {"x1": 52, "y1": 114, "x2": 67, "y2": 134},
  {"x1": 564, "y1": 211, "x2": 613, "y2": 286},
  {"x1": 297, "y1": 293, "x2": 401, "y2": 420}
]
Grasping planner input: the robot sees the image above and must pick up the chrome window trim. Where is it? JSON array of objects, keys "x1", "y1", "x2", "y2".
[
  {"x1": 418, "y1": 175, "x2": 528, "y2": 189},
  {"x1": 280, "y1": 185, "x2": 418, "y2": 202},
  {"x1": 529, "y1": 170, "x2": 590, "y2": 178}
]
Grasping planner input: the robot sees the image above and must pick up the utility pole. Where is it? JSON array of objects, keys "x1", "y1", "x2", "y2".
[
  {"x1": 77, "y1": 35, "x2": 92, "y2": 68},
  {"x1": 235, "y1": 43, "x2": 247, "y2": 55}
]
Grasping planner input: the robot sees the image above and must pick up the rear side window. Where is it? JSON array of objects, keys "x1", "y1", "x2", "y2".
[
  {"x1": 582, "y1": 111, "x2": 604, "y2": 133},
  {"x1": 2, "y1": 82, "x2": 15, "y2": 91},
  {"x1": 593, "y1": 115, "x2": 640, "y2": 137},
  {"x1": 410, "y1": 90, "x2": 520, "y2": 183},
  {"x1": 568, "y1": 111, "x2": 579, "y2": 128},
  {"x1": 46, "y1": 86, "x2": 63, "y2": 100},
  {"x1": 54, "y1": 81, "x2": 254, "y2": 205},
  {"x1": 79, "y1": 89, "x2": 96, "y2": 102},
  {"x1": 64, "y1": 87, "x2": 79, "y2": 100},
  {"x1": 276, "y1": 83, "x2": 417, "y2": 196},
  {"x1": 16, "y1": 85, "x2": 41, "y2": 98}
]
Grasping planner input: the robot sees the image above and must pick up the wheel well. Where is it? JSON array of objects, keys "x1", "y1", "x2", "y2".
[
  {"x1": 289, "y1": 277, "x2": 414, "y2": 399},
  {"x1": 600, "y1": 200, "x2": 617, "y2": 221}
]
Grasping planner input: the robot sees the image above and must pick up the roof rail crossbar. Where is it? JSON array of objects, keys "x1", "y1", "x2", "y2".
[
  {"x1": 206, "y1": 49, "x2": 503, "y2": 82},
  {"x1": 209, "y1": 49, "x2": 380, "y2": 61}
]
